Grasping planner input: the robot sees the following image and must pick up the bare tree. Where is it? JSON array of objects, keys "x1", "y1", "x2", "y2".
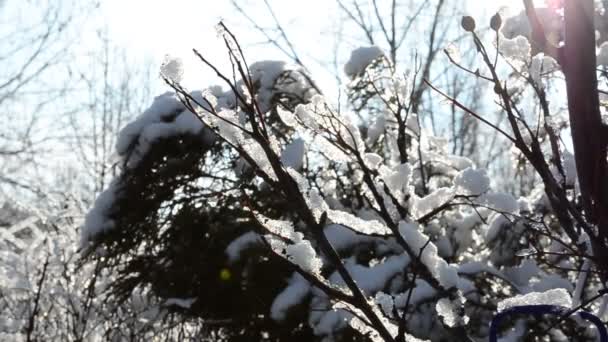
[{"x1": 0, "y1": 0, "x2": 95, "y2": 197}]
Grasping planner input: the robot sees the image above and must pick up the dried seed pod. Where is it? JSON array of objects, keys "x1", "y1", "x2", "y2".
[
  {"x1": 490, "y1": 13, "x2": 502, "y2": 31},
  {"x1": 461, "y1": 16, "x2": 476, "y2": 32}
]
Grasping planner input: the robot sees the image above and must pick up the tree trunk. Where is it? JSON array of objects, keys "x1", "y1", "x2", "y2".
[{"x1": 563, "y1": 0, "x2": 608, "y2": 273}]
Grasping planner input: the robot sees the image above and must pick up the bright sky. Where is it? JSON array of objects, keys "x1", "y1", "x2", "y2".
[{"x1": 99, "y1": 0, "x2": 535, "y2": 92}]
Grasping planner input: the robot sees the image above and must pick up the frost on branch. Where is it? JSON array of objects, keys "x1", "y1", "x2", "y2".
[
  {"x1": 160, "y1": 55, "x2": 184, "y2": 83},
  {"x1": 497, "y1": 288, "x2": 572, "y2": 312}
]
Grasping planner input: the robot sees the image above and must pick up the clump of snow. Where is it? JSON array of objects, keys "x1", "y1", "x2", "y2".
[
  {"x1": 323, "y1": 224, "x2": 374, "y2": 251},
  {"x1": 116, "y1": 92, "x2": 184, "y2": 155},
  {"x1": 454, "y1": 167, "x2": 490, "y2": 195},
  {"x1": 366, "y1": 115, "x2": 386, "y2": 143},
  {"x1": 309, "y1": 306, "x2": 350, "y2": 336},
  {"x1": 241, "y1": 140, "x2": 278, "y2": 180},
  {"x1": 164, "y1": 297, "x2": 196, "y2": 309},
  {"x1": 501, "y1": 8, "x2": 562, "y2": 44},
  {"x1": 277, "y1": 105, "x2": 297, "y2": 127},
  {"x1": 374, "y1": 292, "x2": 395, "y2": 317},
  {"x1": 398, "y1": 221, "x2": 460, "y2": 288},
  {"x1": 81, "y1": 180, "x2": 120, "y2": 246},
  {"x1": 114, "y1": 91, "x2": 212, "y2": 169},
  {"x1": 411, "y1": 188, "x2": 455, "y2": 218},
  {"x1": 344, "y1": 46, "x2": 385, "y2": 79},
  {"x1": 254, "y1": 211, "x2": 323, "y2": 273},
  {"x1": 479, "y1": 192, "x2": 519, "y2": 213},
  {"x1": 267, "y1": 234, "x2": 323, "y2": 274},
  {"x1": 363, "y1": 153, "x2": 383, "y2": 170},
  {"x1": 394, "y1": 280, "x2": 436, "y2": 308},
  {"x1": 378, "y1": 163, "x2": 411, "y2": 199},
  {"x1": 160, "y1": 55, "x2": 184, "y2": 83},
  {"x1": 485, "y1": 214, "x2": 510, "y2": 243},
  {"x1": 328, "y1": 254, "x2": 410, "y2": 295},
  {"x1": 253, "y1": 211, "x2": 300, "y2": 241},
  {"x1": 436, "y1": 298, "x2": 457, "y2": 327},
  {"x1": 498, "y1": 34, "x2": 531, "y2": 62},
  {"x1": 271, "y1": 274, "x2": 311, "y2": 321},
  {"x1": 327, "y1": 209, "x2": 392, "y2": 235},
  {"x1": 529, "y1": 53, "x2": 558, "y2": 84},
  {"x1": 225, "y1": 231, "x2": 263, "y2": 262},
  {"x1": 497, "y1": 288, "x2": 572, "y2": 312},
  {"x1": 246, "y1": 61, "x2": 316, "y2": 113},
  {"x1": 286, "y1": 240, "x2": 322, "y2": 274},
  {"x1": 436, "y1": 296, "x2": 468, "y2": 328}
]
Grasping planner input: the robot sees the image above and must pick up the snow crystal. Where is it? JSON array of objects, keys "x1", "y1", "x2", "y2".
[
  {"x1": 453, "y1": 167, "x2": 490, "y2": 195},
  {"x1": 160, "y1": 55, "x2": 184, "y2": 83},
  {"x1": 344, "y1": 46, "x2": 385, "y2": 79},
  {"x1": 281, "y1": 138, "x2": 306, "y2": 169},
  {"x1": 271, "y1": 274, "x2": 311, "y2": 321},
  {"x1": 497, "y1": 288, "x2": 572, "y2": 312}
]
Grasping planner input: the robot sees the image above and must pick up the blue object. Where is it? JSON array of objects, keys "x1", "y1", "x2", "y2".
[{"x1": 489, "y1": 305, "x2": 608, "y2": 342}]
